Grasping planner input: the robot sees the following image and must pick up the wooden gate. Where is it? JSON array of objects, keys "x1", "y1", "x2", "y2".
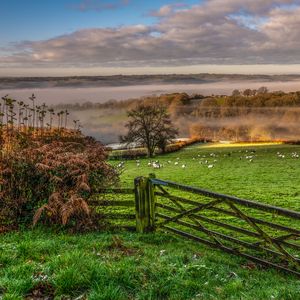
[
  {"x1": 90, "y1": 187, "x2": 136, "y2": 231},
  {"x1": 134, "y1": 175, "x2": 300, "y2": 276}
]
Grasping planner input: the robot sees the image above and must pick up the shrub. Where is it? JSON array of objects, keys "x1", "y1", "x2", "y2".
[
  {"x1": 163, "y1": 138, "x2": 202, "y2": 153},
  {"x1": 0, "y1": 133, "x2": 118, "y2": 230},
  {"x1": 109, "y1": 148, "x2": 148, "y2": 160},
  {"x1": 109, "y1": 138, "x2": 206, "y2": 160}
]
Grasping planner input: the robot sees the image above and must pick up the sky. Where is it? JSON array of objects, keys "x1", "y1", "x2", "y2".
[{"x1": 1, "y1": 0, "x2": 300, "y2": 76}]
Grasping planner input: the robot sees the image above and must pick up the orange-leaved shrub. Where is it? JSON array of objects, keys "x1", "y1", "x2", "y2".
[{"x1": 0, "y1": 133, "x2": 118, "y2": 230}]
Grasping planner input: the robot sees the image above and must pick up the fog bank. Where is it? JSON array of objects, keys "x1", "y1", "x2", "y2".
[{"x1": 1, "y1": 80, "x2": 300, "y2": 106}]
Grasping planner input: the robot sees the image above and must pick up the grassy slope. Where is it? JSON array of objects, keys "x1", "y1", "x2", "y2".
[
  {"x1": 1, "y1": 143, "x2": 300, "y2": 299},
  {"x1": 0, "y1": 229, "x2": 299, "y2": 300},
  {"x1": 116, "y1": 143, "x2": 300, "y2": 209}
]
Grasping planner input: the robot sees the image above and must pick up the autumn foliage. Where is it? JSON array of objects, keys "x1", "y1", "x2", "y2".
[{"x1": 0, "y1": 132, "x2": 118, "y2": 230}]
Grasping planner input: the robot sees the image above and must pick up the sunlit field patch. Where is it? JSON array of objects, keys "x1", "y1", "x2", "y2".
[{"x1": 202, "y1": 141, "x2": 284, "y2": 148}]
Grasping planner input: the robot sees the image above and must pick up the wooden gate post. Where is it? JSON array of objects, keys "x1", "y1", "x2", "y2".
[{"x1": 134, "y1": 174, "x2": 156, "y2": 233}]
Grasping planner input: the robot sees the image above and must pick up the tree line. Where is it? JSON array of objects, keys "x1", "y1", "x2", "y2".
[
  {"x1": 50, "y1": 88, "x2": 300, "y2": 143},
  {"x1": 120, "y1": 89, "x2": 300, "y2": 146}
]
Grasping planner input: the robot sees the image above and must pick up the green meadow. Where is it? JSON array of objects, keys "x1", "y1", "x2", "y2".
[
  {"x1": 0, "y1": 229, "x2": 299, "y2": 300},
  {"x1": 1, "y1": 143, "x2": 300, "y2": 299},
  {"x1": 117, "y1": 142, "x2": 300, "y2": 209}
]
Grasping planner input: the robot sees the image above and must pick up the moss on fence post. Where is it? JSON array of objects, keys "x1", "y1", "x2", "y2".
[{"x1": 134, "y1": 174, "x2": 156, "y2": 233}]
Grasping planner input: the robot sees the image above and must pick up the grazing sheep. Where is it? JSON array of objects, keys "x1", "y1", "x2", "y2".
[
  {"x1": 152, "y1": 162, "x2": 161, "y2": 169},
  {"x1": 117, "y1": 161, "x2": 125, "y2": 168}
]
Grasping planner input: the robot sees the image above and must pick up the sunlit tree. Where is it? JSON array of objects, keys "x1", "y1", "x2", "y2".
[{"x1": 121, "y1": 103, "x2": 178, "y2": 157}]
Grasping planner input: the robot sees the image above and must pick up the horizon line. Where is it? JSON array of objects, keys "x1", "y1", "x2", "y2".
[{"x1": 2, "y1": 64, "x2": 300, "y2": 77}]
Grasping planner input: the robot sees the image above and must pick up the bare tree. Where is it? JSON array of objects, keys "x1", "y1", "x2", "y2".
[
  {"x1": 257, "y1": 86, "x2": 268, "y2": 94},
  {"x1": 64, "y1": 109, "x2": 69, "y2": 129},
  {"x1": 243, "y1": 89, "x2": 252, "y2": 97},
  {"x1": 121, "y1": 103, "x2": 178, "y2": 157},
  {"x1": 29, "y1": 94, "x2": 36, "y2": 129},
  {"x1": 232, "y1": 89, "x2": 241, "y2": 97}
]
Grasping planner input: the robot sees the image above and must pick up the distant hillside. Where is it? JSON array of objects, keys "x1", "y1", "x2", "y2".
[{"x1": 2, "y1": 73, "x2": 300, "y2": 90}]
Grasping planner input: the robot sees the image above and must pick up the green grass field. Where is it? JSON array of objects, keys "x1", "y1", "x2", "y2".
[
  {"x1": 116, "y1": 142, "x2": 300, "y2": 210},
  {"x1": 0, "y1": 229, "x2": 299, "y2": 300},
  {"x1": 1, "y1": 143, "x2": 300, "y2": 299}
]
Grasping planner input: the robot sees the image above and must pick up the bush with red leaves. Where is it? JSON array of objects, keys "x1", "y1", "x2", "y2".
[{"x1": 0, "y1": 134, "x2": 118, "y2": 230}]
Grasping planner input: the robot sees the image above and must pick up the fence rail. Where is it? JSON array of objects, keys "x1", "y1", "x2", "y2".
[
  {"x1": 94, "y1": 188, "x2": 135, "y2": 194},
  {"x1": 133, "y1": 175, "x2": 300, "y2": 277},
  {"x1": 95, "y1": 176, "x2": 300, "y2": 276},
  {"x1": 151, "y1": 178, "x2": 300, "y2": 219},
  {"x1": 90, "y1": 188, "x2": 135, "y2": 231}
]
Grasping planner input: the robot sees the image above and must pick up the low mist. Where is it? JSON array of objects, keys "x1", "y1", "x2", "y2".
[
  {"x1": 2, "y1": 80, "x2": 300, "y2": 144},
  {"x1": 2, "y1": 79, "x2": 300, "y2": 105}
]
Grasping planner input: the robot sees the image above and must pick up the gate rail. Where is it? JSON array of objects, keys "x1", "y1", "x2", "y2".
[
  {"x1": 133, "y1": 175, "x2": 300, "y2": 276},
  {"x1": 90, "y1": 188, "x2": 135, "y2": 231}
]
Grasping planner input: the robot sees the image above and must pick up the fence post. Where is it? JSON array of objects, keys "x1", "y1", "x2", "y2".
[{"x1": 134, "y1": 174, "x2": 156, "y2": 233}]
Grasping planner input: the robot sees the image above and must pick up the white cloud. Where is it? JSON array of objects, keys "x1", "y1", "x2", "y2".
[
  {"x1": 2, "y1": 0, "x2": 300, "y2": 69},
  {"x1": 149, "y1": 3, "x2": 188, "y2": 17}
]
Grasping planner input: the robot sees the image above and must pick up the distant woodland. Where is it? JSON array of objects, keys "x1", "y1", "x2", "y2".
[
  {"x1": 54, "y1": 88, "x2": 300, "y2": 142},
  {"x1": 2, "y1": 73, "x2": 300, "y2": 89}
]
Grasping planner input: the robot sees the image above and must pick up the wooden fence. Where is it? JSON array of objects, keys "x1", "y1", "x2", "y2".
[
  {"x1": 90, "y1": 188, "x2": 135, "y2": 231},
  {"x1": 95, "y1": 175, "x2": 300, "y2": 276}
]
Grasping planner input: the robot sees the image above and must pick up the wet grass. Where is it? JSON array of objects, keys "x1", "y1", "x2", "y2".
[
  {"x1": 0, "y1": 229, "x2": 299, "y2": 299},
  {"x1": 1, "y1": 143, "x2": 300, "y2": 299}
]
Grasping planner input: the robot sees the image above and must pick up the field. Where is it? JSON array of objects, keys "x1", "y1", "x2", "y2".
[
  {"x1": 116, "y1": 142, "x2": 300, "y2": 210},
  {"x1": 0, "y1": 229, "x2": 299, "y2": 300},
  {"x1": 1, "y1": 143, "x2": 300, "y2": 299}
]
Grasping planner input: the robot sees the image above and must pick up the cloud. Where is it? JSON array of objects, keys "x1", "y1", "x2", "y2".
[
  {"x1": 70, "y1": 0, "x2": 130, "y2": 12},
  {"x1": 2, "y1": 0, "x2": 300, "y2": 69},
  {"x1": 149, "y1": 3, "x2": 188, "y2": 17}
]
